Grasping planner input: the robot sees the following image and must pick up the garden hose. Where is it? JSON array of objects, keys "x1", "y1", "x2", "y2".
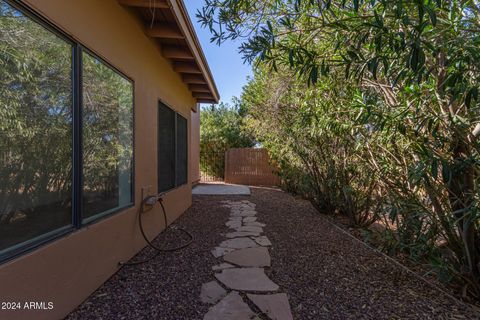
[{"x1": 119, "y1": 196, "x2": 194, "y2": 266}]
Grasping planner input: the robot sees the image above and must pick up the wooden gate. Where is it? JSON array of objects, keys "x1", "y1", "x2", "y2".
[
  {"x1": 200, "y1": 148, "x2": 225, "y2": 182},
  {"x1": 225, "y1": 148, "x2": 280, "y2": 186}
]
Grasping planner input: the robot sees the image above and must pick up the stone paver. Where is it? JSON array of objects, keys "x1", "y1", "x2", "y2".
[
  {"x1": 225, "y1": 231, "x2": 261, "y2": 238},
  {"x1": 211, "y1": 247, "x2": 235, "y2": 258},
  {"x1": 231, "y1": 212, "x2": 256, "y2": 217},
  {"x1": 223, "y1": 247, "x2": 271, "y2": 267},
  {"x1": 244, "y1": 221, "x2": 266, "y2": 227},
  {"x1": 226, "y1": 220, "x2": 242, "y2": 228},
  {"x1": 215, "y1": 268, "x2": 279, "y2": 292},
  {"x1": 247, "y1": 293, "x2": 293, "y2": 320},
  {"x1": 236, "y1": 226, "x2": 264, "y2": 233},
  {"x1": 204, "y1": 292, "x2": 257, "y2": 320},
  {"x1": 203, "y1": 200, "x2": 290, "y2": 320},
  {"x1": 200, "y1": 281, "x2": 227, "y2": 304},
  {"x1": 219, "y1": 237, "x2": 258, "y2": 249},
  {"x1": 212, "y1": 263, "x2": 235, "y2": 271},
  {"x1": 252, "y1": 236, "x2": 272, "y2": 247}
]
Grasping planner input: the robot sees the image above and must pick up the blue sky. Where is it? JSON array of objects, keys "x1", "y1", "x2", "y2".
[{"x1": 184, "y1": 1, "x2": 252, "y2": 105}]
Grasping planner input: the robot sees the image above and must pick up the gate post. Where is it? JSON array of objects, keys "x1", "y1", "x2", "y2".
[
  {"x1": 224, "y1": 149, "x2": 229, "y2": 183},
  {"x1": 224, "y1": 149, "x2": 230, "y2": 183}
]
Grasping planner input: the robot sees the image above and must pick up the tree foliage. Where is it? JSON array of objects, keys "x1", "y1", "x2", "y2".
[
  {"x1": 0, "y1": 3, "x2": 72, "y2": 227},
  {"x1": 200, "y1": 101, "x2": 255, "y2": 179},
  {"x1": 201, "y1": 0, "x2": 480, "y2": 300}
]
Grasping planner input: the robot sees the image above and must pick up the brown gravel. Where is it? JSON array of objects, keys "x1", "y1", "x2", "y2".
[
  {"x1": 68, "y1": 187, "x2": 479, "y2": 319},
  {"x1": 67, "y1": 196, "x2": 230, "y2": 320},
  {"x1": 251, "y1": 187, "x2": 479, "y2": 319}
]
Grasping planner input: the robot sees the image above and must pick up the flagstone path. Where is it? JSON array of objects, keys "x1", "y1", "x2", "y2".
[{"x1": 200, "y1": 200, "x2": 294, "y2": 320}]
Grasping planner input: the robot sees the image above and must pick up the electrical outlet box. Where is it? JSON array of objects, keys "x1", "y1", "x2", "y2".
[{"x1": 141, "y1": 185, "x2": 154, "y2": 212}]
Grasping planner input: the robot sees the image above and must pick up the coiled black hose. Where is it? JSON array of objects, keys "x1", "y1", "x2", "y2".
[{"x1": 119, "y1": 197, "x2": 194, "y2": 266}]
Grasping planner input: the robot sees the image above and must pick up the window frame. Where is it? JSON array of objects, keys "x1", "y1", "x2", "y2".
[
  {"x1": 0, "y1": 0, "x2": 136, "y2": 264},
  {"x1": 80, "y1": 48, "x2": 135, "y2": 225},
  {"x1": 157, "y1": 100, "x2": 189, "y2": 194},
  {"x1": 175, "y1": 112, "x2": 189, "y2": 187}
]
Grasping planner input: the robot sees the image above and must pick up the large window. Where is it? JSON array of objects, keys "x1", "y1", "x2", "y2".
[
  {"x1": 158, "y1": 102, "x2": 188, "y2": 193},
  {"x1": 0, "y1": 0, "x2": 134, "y2": 261},
  {"x1": 82, "y1": 52, "x2": 133, "y2": 221},
  {"x1": 0, "y1": 0, "x2": 73, "y2": 256}
]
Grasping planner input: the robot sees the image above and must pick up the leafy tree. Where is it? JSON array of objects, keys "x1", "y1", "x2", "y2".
[
  {"x1": 200, "y1": 101, "x2": 255, "y2": 179},
  {"x1": 200, "y1": 0, "x2": 480, "y2": 299}
]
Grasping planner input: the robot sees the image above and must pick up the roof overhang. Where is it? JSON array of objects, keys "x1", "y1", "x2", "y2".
[{"x1": 118, "y1": 0, "x2": 220, "y2": 109}]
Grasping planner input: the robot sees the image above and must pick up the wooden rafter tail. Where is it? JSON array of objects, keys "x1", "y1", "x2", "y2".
[
  {"x1": 162, "y1": 46, "x2": 195, "y2": 60},
  {"x1": 182, "y1": 74, "x2": 207, "y2": 84},
  {"x1": 188, "y1": 84, "x2": 210, "y2": 92},
  {"x1": 118, "y1": 0, "x2": 169, "y2": 9},
  {"x1": 146, "y1": 24, "x2": 184, "y2": 39}
]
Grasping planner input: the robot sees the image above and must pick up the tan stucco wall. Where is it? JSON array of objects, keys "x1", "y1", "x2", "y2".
[
  {"x1": 190, "y1": 107, "x2": 201, "y2": 184},
  {"x1": 0, "y1": 1, "x2": 197, "y2": 319}
]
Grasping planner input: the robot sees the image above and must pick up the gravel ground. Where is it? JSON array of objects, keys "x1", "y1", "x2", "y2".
[
  {"x1": 67, "y1": 196, "x2": 229, "y2": 320},
  {"x1": 68, "y1": 187, "x2": 479, "y2": 319}
]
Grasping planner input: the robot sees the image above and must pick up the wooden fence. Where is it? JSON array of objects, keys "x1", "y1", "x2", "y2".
[{"x1": 225, "y1": 148, "x2": 280, "y2": 186}]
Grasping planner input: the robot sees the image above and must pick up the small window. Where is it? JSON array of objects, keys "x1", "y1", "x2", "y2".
[
  {"x1": 176, "y1": 114, "x2": 188, "y2": 186},
  {"x1": 157, "y1": 102, "x2": 188, "y2": 193},
  {"x1": 82, "y1": 52, "x2": 134, "y2": 221},
  {"x1": 158, "y1": 102, "x2": 176, "y2": 192},
  {"x1": 0, "y1": 0, "x2": 73, "y2": 256}
]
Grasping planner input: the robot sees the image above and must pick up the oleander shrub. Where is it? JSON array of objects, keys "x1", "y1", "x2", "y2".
[{"x1": 200, "y1": 0, "x2": 480, "y2": 301}]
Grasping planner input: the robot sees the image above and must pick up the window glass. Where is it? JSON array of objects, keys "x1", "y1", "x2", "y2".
[
  {"x1": 0, "y1": 1, "x2": 73, "y2": 255},
  {"x1": 82, "y1": 52, "x2": 133, "y2": 221},
  {"x1": 176, "y1": 114, "x2": 188, "y2": 186},
  {"x1": 158, "y1": 102, "x2": 176, "y2": 192}
]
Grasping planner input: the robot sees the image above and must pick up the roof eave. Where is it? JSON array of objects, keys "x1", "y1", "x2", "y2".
[
  {"x1": 170, "y1": 0, "x2": 220, "y2": 104},
  {"x1": 118, "y1": 0, "x2": 220, "y2": 108}
]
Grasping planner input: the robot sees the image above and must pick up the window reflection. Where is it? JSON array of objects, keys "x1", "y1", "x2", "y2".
[
  {"x1": 82, "y1": 52, "x2": 133, "y2": 220},
  {"x1": 0, "y1": 0, "x2": 73, "y2": 254}
]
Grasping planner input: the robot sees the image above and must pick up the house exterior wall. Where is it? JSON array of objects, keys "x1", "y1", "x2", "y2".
[
  {"x1": 0, "y1": 1, "x2": 197, "y2": 319},
  {"x1": 190, "y1": 107, "x2": 201, "y2": 185}
]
